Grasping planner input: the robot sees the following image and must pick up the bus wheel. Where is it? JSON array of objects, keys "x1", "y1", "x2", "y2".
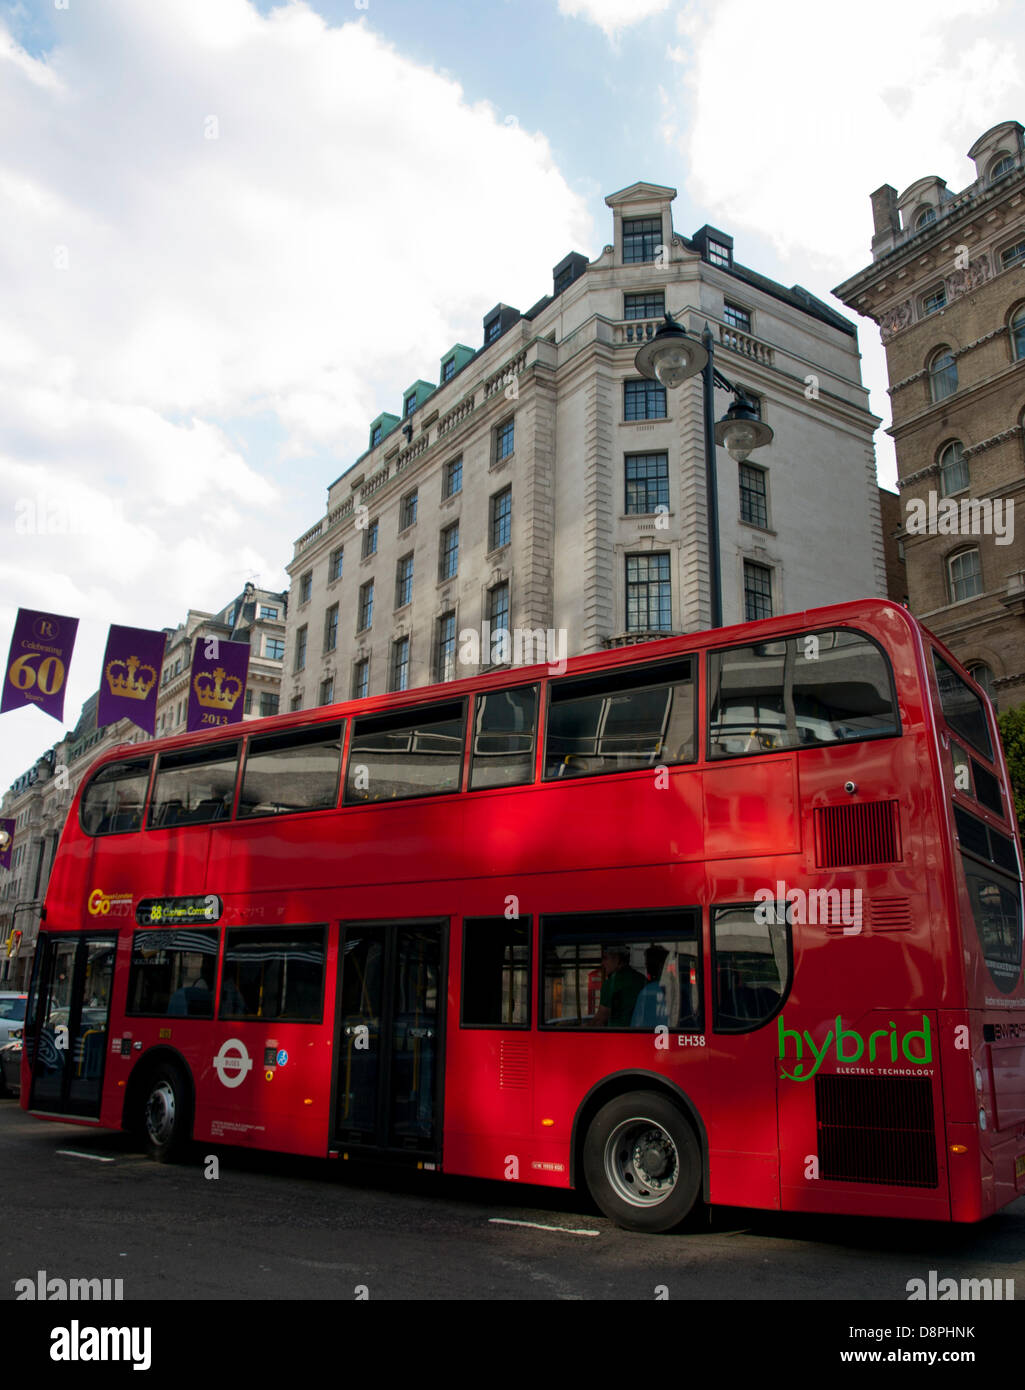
[
  {"x1": 583, "y1": 1091, "x2": 701, "y2": 1234},
  {"x1": 142, "y1": 1064, "x2": 192, "y2": 1163}
]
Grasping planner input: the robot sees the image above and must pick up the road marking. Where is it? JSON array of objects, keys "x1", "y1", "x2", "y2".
[
  {"x1": 489, "y1": 1218, "x2": 599, "y2": 1237},
  {"x1": 56, "y1": 1149, "x2": 116, "y2": 1163}
]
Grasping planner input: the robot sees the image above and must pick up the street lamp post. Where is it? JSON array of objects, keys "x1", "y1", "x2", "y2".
[{"x1": 635, "y1": 313, "x2": 773, "y2": 628}]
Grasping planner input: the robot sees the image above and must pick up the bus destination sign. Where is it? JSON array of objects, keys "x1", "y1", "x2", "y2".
[{"x1": 136, "y1": 894, "x2": 223, "y2": 926}]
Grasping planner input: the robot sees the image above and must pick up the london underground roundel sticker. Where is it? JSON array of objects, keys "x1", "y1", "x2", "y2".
[{"x1": 213, "y1": 1038, "x2": 253, "y2": 1089}]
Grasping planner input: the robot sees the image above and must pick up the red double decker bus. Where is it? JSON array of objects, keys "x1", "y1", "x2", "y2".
[{"x1": 20, "y1": 598, "x2": 1025, "y2": 1232}]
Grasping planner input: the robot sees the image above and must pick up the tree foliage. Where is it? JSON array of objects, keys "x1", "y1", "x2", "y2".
[{"x1": 997, "y1": 706, "x2": 1025, "y2": 835}]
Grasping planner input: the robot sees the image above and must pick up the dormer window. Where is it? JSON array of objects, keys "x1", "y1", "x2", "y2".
[
  {"x1": 442, "y1": 357, "x2": 455, "y2": 383},
  {"x1": 371, "y1": 424, "x2": 382, "y2": 447},
  {"x1": 554, "y1": 266, "x2": 574, "y2": 293},
  {"x1": 485, "y1": 316, "x2": 501, "y2": 345},
  {"x1": 404, "y1": 393, "x2": 417, "y2": 417},
  {"x1": 706, "y1": 239, "x2": 731, "y2": 268},
  {"x1": 915, "y1": 206, "x2": 936, "y2": 229},
  {"x1": 622, "y1": 216, "x2": 661, "y2": 264},
  {"x1": 990, "y1": 153, "x2": 1015, "y2": 182}
]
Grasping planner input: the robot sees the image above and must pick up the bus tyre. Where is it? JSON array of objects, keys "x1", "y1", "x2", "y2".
[
  {"x1": 583, "y1": 1091, "x2": 701, "y2": 1234},
  {"x1": 142, "y1": 1063, "x2": 192, "y2": 1163}
]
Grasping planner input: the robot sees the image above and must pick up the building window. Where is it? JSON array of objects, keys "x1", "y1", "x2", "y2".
[
  {"x1": 259, "y1": 606, "x2": 279, "y2": 620},
  {"x1": 395, "y1": 553, "x2": 413, "y2": 609},
  {"x1": 486, "y1": 583, "x2": 510, "y2": 651},
  {"x1": 259, "y1": 694, "x2": 279, "y2": 718},
  {"x1": 490, "y1": 487, "x2": 512, "y2": 550},
  {"x1": 390, "y1": 637, "x2": 410, "y2": 693},
  {"x1": 723, "y1": 302, "x2": 751, "y2": 332},
  {"x1": 294, "y1": 625, "x2": 307, "y2": 672},
  {"x1": 329, "y1": 547, "x2": 343, "y2": 582},
  {"x1": 352, "y1": 659, "x2": 369, "y2": 700},
  {"x1": 1010, "y1": 305, "x2": 1025, "y2": 361},
  {"x1": 948, "y1": 548, "x2": 982, "y2": 603},
  {"x1": 264, "y1": 637, "x2": 285, "y2": 661},
  {"x1": 324, "y1": 603, "x2": 339, "y2": 653},
  {"x1": 929, "y1": 349, "x2": 957, "y2": 402},
  {"x1": 299, "y1": 571, "x2": 312, "y2": 605},
  {"x1": 938, "y1": 441, "x2": 969, "y2": 496},
  {"x1": 625, "y1": 452, "x2": 669, "y2": 514},
  {"x1": 626, "y1": 553, "x2": 672, "y2": 632},
  {"x1": 362, "y1": 518, "x2": 378, "y2": 560},
  {"x1": 707, "y1": 239, "x2": 731, "y2": 268},
  {"x1": 916, "y1": 206, "x2": 936, "y2": 229},
  {"x1": 967, "y1": 663, "x2": 998, "y2": 708},
  {"x1": 1001, "y1": 239, "x2": 1025, "y2": 269},
  {"x1": 404, "y1": 392, "x2": 417, "y2": 417},
  {"x1": 357, "y1": 580, "x2": 374, "y2": 632},
  {"x1": 623, "y1": 291, "x2": 665, "y2": 320},
  {"x1": 319, "y1": 677, "x2": 334, "y2": 706},
  {"x1": 990, "y1": 152, "x2": 1015, "y2": 182},
  {"x1": 442, "y1": 357, "x2": 455, "y2": 383},
  {"x1": 485, "y1": 316, "x2": 501, "y2": 345},
  {"x1": 622, "y1": 216, "x2": 661, "y2": 264},
  {"x1": 400, "y1": 490, "x2": 418, "y2": 530},
  {"x1": 494, "y1": 417, "x2": 514, "y2": 462},
  {"x1": 434, "y1": 611, "x2": 457, "y2": 683},
  {"x1": 439, "y1": 522, "x2": 459, "y2": 581},
  {"x1": 371, "y1": 424, "x2": 383, "y2": 447},
  {"x1": 623, "y1": 378, "x2": 667, "y2": 421},
  {"x1": 743, "y1": 560, "x2": 773, "y2": 621},
  {"x1": 739, "y1": 463, "x2": 768, "y2": 528},
  {"x1": 290, "y1": 694, "x2": 303, "y2": 713},
  {"x1": 443, "y1": 457, "x2": 463, "y2": 498},
  {"x1": 244, "y1": 688, "x2": 254, "y2": 715},
  {"x1": 922, "y1": 284, "x2": 946, "y2": 316}
]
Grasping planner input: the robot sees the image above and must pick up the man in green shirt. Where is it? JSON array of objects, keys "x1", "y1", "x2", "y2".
[{"x1": 593, "y1": 946, "x2": 645, "y2": 1027}]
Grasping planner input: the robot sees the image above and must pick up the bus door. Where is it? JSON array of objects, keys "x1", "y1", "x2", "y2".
[
  {"x1": 27, "y1": 932, "x2": 116, "y2": 1118},
  {"x1": 333, "y1": 920, "x2": 445, "y2": 1159}
]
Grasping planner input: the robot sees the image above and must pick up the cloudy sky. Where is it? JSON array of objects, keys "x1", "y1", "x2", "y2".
[{"x1": 1, "y1": 0, "x2": 1023, "y2": 788}]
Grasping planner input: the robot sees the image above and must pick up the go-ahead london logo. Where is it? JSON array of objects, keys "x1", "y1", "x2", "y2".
[{"x1": 212, "y1": 1039, "x2": 253, "y2": 1089}]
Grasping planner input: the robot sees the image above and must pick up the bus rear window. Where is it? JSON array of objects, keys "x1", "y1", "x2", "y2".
[
  {"x1": 148, "y1": 743, "x2": 239, "y2": 828},
  {"x1": 709, "y1": 629, "x2": 898, "y2": 757},
  {"x1": 932, "y1": 653, "x2": 994, "y2": 761},
  {"x1": 80, "y1": 757, "x2": 152, "y2": 835}
]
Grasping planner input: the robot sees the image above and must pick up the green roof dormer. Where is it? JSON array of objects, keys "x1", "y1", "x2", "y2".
[
  {"x1": 402, "y1": 380, "x2": 436, "y2": 418},
  {"x1": 439, "y1": 345, "x2": 474, "y2": 386},
  {"x1": 369, "y1": 413, "x2": 400, "y2": 450}
]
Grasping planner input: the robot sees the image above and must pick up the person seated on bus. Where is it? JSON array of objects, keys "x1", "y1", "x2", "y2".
[
  {"x1": 592, "y1": 946, "x2": 644, "y2": 1027},
  {"x1": 631, "y1": 945, "x2": 670, "y2": 1028},
  {"x1": 219, "y1": 973, "x2": 248, "y2": 1017},
  {"x1": 168, "y1": 975, "x2": 212, "y2": 1017}
]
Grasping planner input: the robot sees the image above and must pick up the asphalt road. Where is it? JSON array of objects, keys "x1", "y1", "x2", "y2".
[{"x1": 2, "y1": 1097, "x2": 1024, "y2": 1302}]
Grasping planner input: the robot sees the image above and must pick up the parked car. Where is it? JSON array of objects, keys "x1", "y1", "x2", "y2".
[
  {"x1": 0, "y1": 1038, "x2": 22, "y2": 1097},
  {"x1": 0, "y1": 993, "x2": 27, "y2": 1044}
]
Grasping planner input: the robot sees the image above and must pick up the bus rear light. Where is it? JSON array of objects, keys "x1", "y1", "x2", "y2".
[
  {"x1": 542, "y1": 1118, "x2": 554, "y2": 1127},
  {"x1": 949, "y1": 1145, "x2": 968, "y2": 1155}
]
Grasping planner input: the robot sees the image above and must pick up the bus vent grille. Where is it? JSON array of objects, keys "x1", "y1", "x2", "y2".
[
  {"x1": 868, "y1": 898, "x2": 912, "y2": 931},
  {"x1": 814, "y1": 800, "x2": 900, "y2": 867},
  {"x1": 499, "y1": 1041, "x2": 529, "y2": 1090},
  {"x1": 815, "y1": 1076, "x2": 938, "y2": 1188}
]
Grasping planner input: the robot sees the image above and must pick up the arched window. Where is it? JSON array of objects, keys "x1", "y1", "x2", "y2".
[
  {"x1": 948, "y1": 548, "x2": 982, "y2": 603},
  {"x1": 1010, "y1": 305, "x2": 1025, "y2": 362},
  {"x1": 938, "y1": 441, "x2": 968, "y2": 496},
  {"x1": 929, "y1": 348, "x2": 957, "y2": 402},
  {"x1": 916, "y1": 206, "x2": 936, "y2": 229},
  {"x1": 990, "y1": 152, "x2": 1015, "y2": 183},
  {"x1": 967, "y1": 662, "x2": 998, "y2": 708}
]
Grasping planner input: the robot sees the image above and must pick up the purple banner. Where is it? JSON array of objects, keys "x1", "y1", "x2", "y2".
[
  {"x1": 187, "y1": 635, "x2": 249, "y2": 733},
  {"x1": 98, "y1": 625, "x2": 166, "y2": 736},
  {"x1": 0, "y1": 818, "x2": 14, "y2": 871},
  {"x1": 0, "y1": 609, "x2": 79, "y2": 723}
]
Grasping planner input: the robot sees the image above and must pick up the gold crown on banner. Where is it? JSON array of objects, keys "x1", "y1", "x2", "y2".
[
  {"x1": 193, "y1": 666, "x2": 243, "y2": 710},
  {"x1": 105, "y1": 655, "x2": 157, "y2": 701}
]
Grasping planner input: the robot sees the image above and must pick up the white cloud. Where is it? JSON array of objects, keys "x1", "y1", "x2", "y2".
[
  {"x1": 0, "y1": 0, "x2": 591, "y2": 784},
  {"x1": 559, "y1": 0, "x2": 670, "y2": 38},
  {"x1": 663, "y1": 0, "x2": 1025, "y2": 485}
]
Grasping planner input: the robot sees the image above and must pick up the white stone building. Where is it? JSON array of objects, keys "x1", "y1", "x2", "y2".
[{"x1": 291, "y1": 180, "x2": 884, "y2": 705}]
